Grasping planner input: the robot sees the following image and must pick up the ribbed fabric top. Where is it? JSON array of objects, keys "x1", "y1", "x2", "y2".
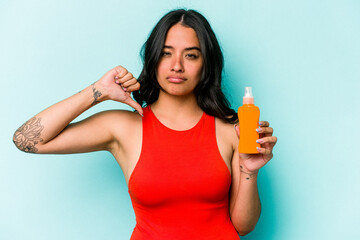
[{"x1": 128, "y1": 106, "x2": 240, "y2": 240}]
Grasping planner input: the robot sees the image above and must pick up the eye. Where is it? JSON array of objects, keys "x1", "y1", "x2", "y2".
[
  {"x1": 186, "y1": 54, "x2": 198, "y2": 59},
  {"x1": 161, "y1": 51, "x2": 171, "y2": 57}
]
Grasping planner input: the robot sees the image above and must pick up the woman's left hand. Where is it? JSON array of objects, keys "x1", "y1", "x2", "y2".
[{"x1": 235, "y1": 121, "x2": 277, "y2": 174}]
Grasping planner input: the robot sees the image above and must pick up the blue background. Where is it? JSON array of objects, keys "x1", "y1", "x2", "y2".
[{"x1": 1, "y1": 0, "x2": 359, "y2": 239}]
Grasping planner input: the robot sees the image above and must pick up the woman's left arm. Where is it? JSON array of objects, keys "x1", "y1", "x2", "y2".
[{"x1": 229, "y1": 121, "x2": 277, "y2": 236}]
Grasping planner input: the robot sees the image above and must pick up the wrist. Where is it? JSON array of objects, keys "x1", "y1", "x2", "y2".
[
  {"x1": 90, "y1": 82, "x2": 108, "y2": 104},
  {"x1": 240, "y1": 165, "x2": 258, "y2": 180}
]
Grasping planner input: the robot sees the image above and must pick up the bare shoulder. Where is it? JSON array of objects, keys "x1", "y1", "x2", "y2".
[
  {"x1": 97, "y1": 109, "x2": 142, "y2": 123},
  {"x1": 96, "y1": 109, "x2": 142, "y2": 133},
  {"x1": 215, "y1": 117, "x2": 238, "y2": 150}
]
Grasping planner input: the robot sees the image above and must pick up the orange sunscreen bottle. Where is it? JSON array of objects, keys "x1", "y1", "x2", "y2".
[{"x1": 238, "y1": 87, "x2": 260, "y2": 154}]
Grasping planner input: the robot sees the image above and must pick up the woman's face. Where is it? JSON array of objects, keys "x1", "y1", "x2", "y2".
[{"x1": 156, "y1": 23, "x2": 204, "y2": 96}]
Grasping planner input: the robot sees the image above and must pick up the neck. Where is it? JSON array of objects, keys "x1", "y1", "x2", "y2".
[{"x1": 151, "y1": 90, "x2": 203, "y2": 120}]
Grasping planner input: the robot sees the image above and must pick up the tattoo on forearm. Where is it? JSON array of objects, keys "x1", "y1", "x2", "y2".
[
  {"x1": 240, "y1": 165, "x2": 256, "y2": 180},
  {"x1": 91, "y1": 83, "x2": 102, "y2": 105},
  {"x1": 13, "y1": 117, "x2": 44, "y2": 153}
]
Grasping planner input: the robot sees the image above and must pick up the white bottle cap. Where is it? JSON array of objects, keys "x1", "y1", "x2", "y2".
[{"x1": 243, "y1": 86, "x2": 254, "y2": 104}]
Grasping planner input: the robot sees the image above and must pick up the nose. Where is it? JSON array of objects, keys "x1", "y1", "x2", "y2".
[{"x1": 171, "y1": 54, "x2": 184, "y2": 72}]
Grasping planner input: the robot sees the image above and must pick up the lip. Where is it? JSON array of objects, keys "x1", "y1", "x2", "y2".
[{"x1": 166, "y1": 76, "x2": 187, "y2": 83}]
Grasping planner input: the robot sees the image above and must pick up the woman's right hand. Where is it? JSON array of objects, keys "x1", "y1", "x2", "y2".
[{"x1": 95, "y1": 66, "x2": 143, "y2": 116}]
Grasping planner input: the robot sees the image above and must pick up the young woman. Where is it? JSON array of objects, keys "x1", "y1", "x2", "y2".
[{"x1": 13, "y1": 9, "x2": 277, "y2": 239}]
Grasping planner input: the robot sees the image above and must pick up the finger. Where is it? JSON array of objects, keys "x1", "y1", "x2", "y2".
[
  {"x1": 259, "y1": 121, "x2": 270, "y2": 127},
  {"x1": 256, "y1": 147, "x2": 272, "y2": 155},
  {"x1": 122, "y1": 77, "x2": 138, "y2": 88},
  {"x1": 117, "y1": 72, "x2": 134, "y2": 84},
  {"x1": 123, "y1": 96, "x2": 143, "y2": 117},
  {"x1": 112, "y1": 78, "x2": 127, "y2": 91},
  {"x1": 114, "y1": 65, "x2": 128, "y2": 78},
  {"x1": 126, "y1": 82, "x2": 141, "y2": 92},
  {"x1": 256, "y1": 136, "x2": 277, "y2": 145},
  {"x1": 256, "y1": 127, "x2": 273, "y2": 135}
]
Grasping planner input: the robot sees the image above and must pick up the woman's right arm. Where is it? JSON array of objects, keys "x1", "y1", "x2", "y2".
[{"x1": 13, "y1": 66, "x2": 142, "y2": 154}]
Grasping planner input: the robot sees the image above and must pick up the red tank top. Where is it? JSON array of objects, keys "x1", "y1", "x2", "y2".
[{"x1": 128, "y1": 106, "x2": 240, "y2": 240}]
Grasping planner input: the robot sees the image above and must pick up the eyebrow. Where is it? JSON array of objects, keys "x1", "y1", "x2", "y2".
[{"x1": 163, "y1": 45, "x2": 201, "y2": 51}]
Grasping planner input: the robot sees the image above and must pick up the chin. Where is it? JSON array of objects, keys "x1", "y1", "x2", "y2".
[{"x1": 162, "y1": 88, "x2": 195, "y2": 97}]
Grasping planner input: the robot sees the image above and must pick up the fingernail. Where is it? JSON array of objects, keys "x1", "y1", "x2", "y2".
[
  {"x1": 256, "y1": 128, "x2": 261, "y2": 132},
  {"x1": 256, "y1": 139, "x2": 262, "y2": 143},
  {"x1": 122, "y1": 87, "x2": 127, "y2": 91},
  {"x1": 256, "y1": 147, "x2": 261, "y2": 152},
  {"x1": 259, "y1": 121, "x2": 263, "y2": 126},
  {"x1": 115, "y1": 76, "x2": 119, "y2": 79}
]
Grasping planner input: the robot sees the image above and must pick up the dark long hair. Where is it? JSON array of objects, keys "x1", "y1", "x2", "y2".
[{"x1": 133, "y1": 9, "x2": 237, "y2": 123}]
